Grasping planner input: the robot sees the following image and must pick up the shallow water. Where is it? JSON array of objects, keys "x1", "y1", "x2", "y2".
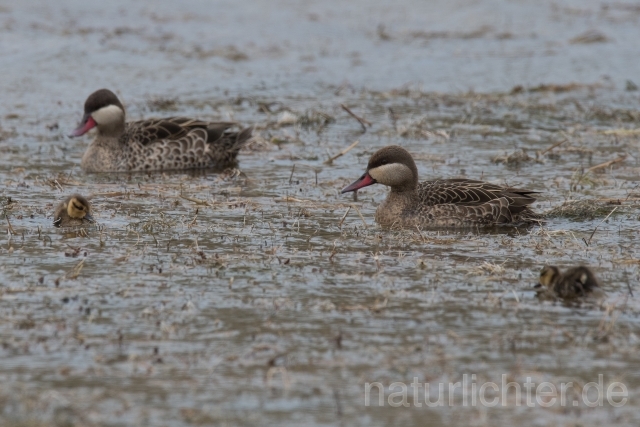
[{"x1": 1, "y1": 0, "x2": 640, "y2": 426}]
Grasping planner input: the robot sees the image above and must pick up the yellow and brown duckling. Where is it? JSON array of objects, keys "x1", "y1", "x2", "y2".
[
  {"x1": 536, "y1": 265, "x2": 604, "y2": 299},
  {"x1": 341, "y1": 145, "x2": 542, "y2": 228},
  {"x1": 53, "y1": 195, "x2": 94, "y2": 228},
  {"x1": 70, "y1": 89, "x2": 253, "y2": 172}
]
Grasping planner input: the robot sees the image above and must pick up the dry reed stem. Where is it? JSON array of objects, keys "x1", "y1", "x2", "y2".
[
  {"x1": 64, "y1": 259, "x2": 85, "y2": 280},
  {"x1": 5, "y1": 216, "x2": 15, "y2": 235},
  {"x1": 180, "y1": 194, "x2": 213, "y2": 206},
  {"x1": 340, "y1": 104, "x2": 371, "y2": 132},
  {"x1": 540, "y1": 138, "x2": 568, "y2": 155},
  {"x1": 351, "y1": 205, "x2": 368, "y2": 229},
  {"x1": 338, "y1": 207, "x2": 351, "y2": 228},
  {"x1": 276, "y1": 196, "x2": 311, "y2": 203},
  {"x1": 586, "y1": 155, "x2": 626, "y2": 174},
  {"x1": 323, "y1": 140, "x2": 360, "y2": 165}
]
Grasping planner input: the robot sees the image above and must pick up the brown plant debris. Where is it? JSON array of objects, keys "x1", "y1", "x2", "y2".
[{"x1": 569, "y1": 30, "x2": 610, "y2": 44}]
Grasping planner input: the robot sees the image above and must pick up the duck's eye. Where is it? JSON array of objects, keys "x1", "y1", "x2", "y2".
[{"x1": 73, "y1": 203, "x2": 84, "y2": 211}]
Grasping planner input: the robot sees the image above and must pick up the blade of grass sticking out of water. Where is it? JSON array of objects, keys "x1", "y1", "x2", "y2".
[
  {"x1": 584, "y1": 206, "x2": 618, "y2": 247},
  {"x1": 338, "y1": 206, "x2": 351, "y2": 228}
]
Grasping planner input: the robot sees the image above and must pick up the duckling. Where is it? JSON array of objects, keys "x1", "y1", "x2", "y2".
[
  {"x1": 69, "y1": 89, "x2": 253, "y2": 172},
  {"x1": 53, "y1": 195, "x2": 94, "y2": 228},
  {"x1": 536, "y1": 265, "x2": 603, "y2": 299},
  {"x1": 341, "y1": 145, "x2": 542, "y2": 228}
]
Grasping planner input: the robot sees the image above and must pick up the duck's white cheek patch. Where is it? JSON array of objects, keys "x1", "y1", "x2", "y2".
[
  {"x1": 368, "y1": 163, "x2": 413, "y2": 186},
  {"x1": 92, "y1": 104, "x2": 124, "y2": 125}
]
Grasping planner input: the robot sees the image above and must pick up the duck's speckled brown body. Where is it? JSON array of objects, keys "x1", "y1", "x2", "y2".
[
  {"x1": 71, "y1": 89, "x2": 252, "y2": 173},
  {"x1": 342, "y1": 145, "x2": 542, "y2": 228}
]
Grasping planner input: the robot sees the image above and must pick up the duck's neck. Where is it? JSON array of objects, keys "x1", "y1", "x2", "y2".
[
  {"x1": 97, "y1": 120, "x2": 125, "y2": 138},
  {"x1": 375, "y1": 188, "x2": 418, "y2": 226},
  {"x1": 382, "y1": 187, "x2": 419, "y2": 212}
]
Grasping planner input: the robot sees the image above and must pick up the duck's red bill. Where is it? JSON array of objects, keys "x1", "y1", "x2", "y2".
[
  {"x1": 341, "y1": 172, "x2": 376, "y2": 193},
  {"x1": 69, "y1": 115, "x2": 96, "y2": 137}
]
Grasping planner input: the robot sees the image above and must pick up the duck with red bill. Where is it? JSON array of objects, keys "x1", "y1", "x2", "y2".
[
  {"x1": 67, "y1": 88, "x2": 253, "y2": 172},
  {"x1": 339, "y1": 145, "x2": 542, "y2": 228}
]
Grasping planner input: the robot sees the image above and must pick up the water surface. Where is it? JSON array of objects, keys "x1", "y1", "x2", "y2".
[{"x1": 1, "y1": 0, "x2": 640, "y2": 426}]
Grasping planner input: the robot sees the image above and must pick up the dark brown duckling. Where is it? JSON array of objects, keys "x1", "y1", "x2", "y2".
[
  {"x1": 341, "y1": 145, "x2": 542, "y2": 228},
  {"x1": 53, "y1": 195, "x2": 94, "y2": 228},
  {"x1": 536, "y1": 265, "x2": 604, "y2": 299}
]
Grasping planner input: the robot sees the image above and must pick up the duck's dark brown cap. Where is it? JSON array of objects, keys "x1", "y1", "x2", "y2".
[
  {"x1": 367, "y1": 145, "x2": 416, "y2": 172},
  {"x1": 83, "y1": 89, "x2": 124, "y2": 114}
]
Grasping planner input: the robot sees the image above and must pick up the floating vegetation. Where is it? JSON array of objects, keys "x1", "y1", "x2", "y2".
[
  {"x1": 189, "y1": 44, "x2": 249, "y2": 61},
  {"x1": 127, "y1": 212, "x2": 177, "y2": 233},
  {"x1": 510, "y1": 82, "x2": 603, "y2": 94},
  {"x1": 545, "y1": 199, "x2": 619, "y2": 220},
  {"x1": 492, "y1": 149, "x2": 533, "y2": 166},
  {"x1": 146, "y1": 96, "x2": 178, "y2": 112},
  {"x1": 275, "y1": 109, "x2": 335, "y2": 129},
  {"x1": 396, "y1": 117, "x2": 451, "y2": 140}
]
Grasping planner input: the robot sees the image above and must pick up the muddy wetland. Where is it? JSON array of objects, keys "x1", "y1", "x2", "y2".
[{"x1": 2, "y1": 0, "x2": 640, "y2": 426}]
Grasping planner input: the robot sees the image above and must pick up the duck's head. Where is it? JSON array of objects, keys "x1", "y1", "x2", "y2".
[
  {"x1": 69, "y1": 89, "x2": 125, "y2": 137},
  {"x1": 536, "y1": 265, "x2": 560, "y2": 289},
  {"x1": 66, "y1": 195, "x2": 94, "y2": 222},
  {"x1": 341, "y1": 145, "x2": 419, "y2": 194}
]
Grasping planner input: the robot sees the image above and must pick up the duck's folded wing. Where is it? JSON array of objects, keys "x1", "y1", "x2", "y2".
[
  {"x1": 124, "y1": 118, "x2": 237, "y2": 146},
  {"x1": 134, "y1": 125, "x2": 252, "y2": 170},
  {"x1": 418, "y1": 179, "x2": 538, "y2": 213}
]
